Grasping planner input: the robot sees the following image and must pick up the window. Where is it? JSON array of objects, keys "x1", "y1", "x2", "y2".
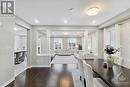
[
  {"x1": 36, "y1": 30, "x2": 48, "y2": 55},
  {"x1": 68, "y1": 38, "x2": 77, "y2": 49},
  {"x1": 37, "y1": 38, "x2": 41, "y2": 54},
  {"x1": 104, "y1": 25, "x2": 120, "y2": 58},
  {"x1": 109, "y1": 30, "x2": 117, "y2": 47},
  {"x1": 88, "y1": 32, "x2": 98, "y2": 55},
  {"x1": 88, "y1": 37, "x2": 92, "y2": 51},
  {"x1": 54, "y1": 38, "x2": 62, "y2": 49},
  {"x1": 107, "y1": 30, "x2": 117, "y2": 48}
]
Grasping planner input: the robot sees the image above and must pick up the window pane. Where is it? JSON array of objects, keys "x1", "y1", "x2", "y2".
[
  {"x1": 54, "y1": 38, "x2": 62, "y2": 49},
  {"x1": 110, "y1": 30, "x2": 117, "y2": 47},
  {"x1": 36, "y1": 30, "x2": 48, "y2": 55},
  {"x1": 68, "y1": 38, "x2": 76, "y2": 49}
]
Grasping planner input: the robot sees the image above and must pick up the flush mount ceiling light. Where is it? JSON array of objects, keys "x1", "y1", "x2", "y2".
[{"x1": 85, "y1": 7, "x2": 100, "y2": 16}]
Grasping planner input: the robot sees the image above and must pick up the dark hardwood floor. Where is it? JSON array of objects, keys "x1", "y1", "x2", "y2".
[
  {"x1": 5, "y1": 81, "x2": 15, "y2": 87},
  {"x1": 6, "y1": 64, "x2": 75, "y2": 87}
]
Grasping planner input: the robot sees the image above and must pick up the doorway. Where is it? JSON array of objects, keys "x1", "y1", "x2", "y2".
[{"x1": 14, "y1": 25, "x2": 27, "y2": 76}]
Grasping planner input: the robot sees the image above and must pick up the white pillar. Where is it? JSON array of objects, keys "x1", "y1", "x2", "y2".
[
  {"x1": 83, "y1": 31, "x2": 88, "y2": 52},
  {"x1": 47, "y1": 30, "x2": 50, "y2": 53}
]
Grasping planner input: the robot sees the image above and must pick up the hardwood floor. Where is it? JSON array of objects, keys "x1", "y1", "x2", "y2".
[
  {"x1": 7, "y1": 64, "x2": 75, "y2": 87},
  {"x1": 5, "y1": 81, "x2": 15, "y2": 87}
]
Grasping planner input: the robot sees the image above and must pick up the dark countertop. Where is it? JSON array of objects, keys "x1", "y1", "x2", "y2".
[{"x1": 84, "y1": 59, "x2": 130, "y2": 87}]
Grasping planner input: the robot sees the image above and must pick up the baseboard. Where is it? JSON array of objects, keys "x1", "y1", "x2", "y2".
[
  {"x1": 0, "y1": 78, "x2": 14, "y2": 87},
  {"x1": 31, "y1": 65, "x2": 51, "y2": 68},
  {"x1": 14, "y1": 67, "x2": 27, "y2": 77},
  {"x1": 27, "y1": 66, "x2": 32, "y2": 69}
]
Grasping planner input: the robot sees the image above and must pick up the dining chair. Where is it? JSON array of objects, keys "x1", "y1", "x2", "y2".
[
  {"x1": 77, "y1": 59, "x2": 85, "y2": 81},
  {"x1": 83, "y1": 60, "x2": 94, "y2": 87}
]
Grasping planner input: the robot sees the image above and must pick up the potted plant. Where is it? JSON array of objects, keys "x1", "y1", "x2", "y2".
[{"x1": 104, "y1": 45, "x2": 119, "y2": 68}]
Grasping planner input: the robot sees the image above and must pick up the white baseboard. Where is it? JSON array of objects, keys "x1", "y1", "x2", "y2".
[
  {"x1": 31, "y1": 65, "x2": 51, "y2": 68},
  {"x1": 27, "y1": 66, "x2": 32, "y2": 69},
  {"x1": 15, "y1": 67, "x2": 27, "y2": 77},
  {"x1": 0, "y1": 78, "x2": 14, "y2": 87}
]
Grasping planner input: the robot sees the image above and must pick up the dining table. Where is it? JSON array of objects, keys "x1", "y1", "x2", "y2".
[{"x1": 84, "y1": 59, "x2": 130, "y2": 87}]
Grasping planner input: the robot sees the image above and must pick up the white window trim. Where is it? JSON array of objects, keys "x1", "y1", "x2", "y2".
[
  {"x1": 67, "y1": 37, "x2": 77, "y2": 49},
  {"x1": 54, "y1": 38, "x2": 63, "y2": 50},
  {"x1": 104, "y1": 24, "x2": 121, "y2": 58}
]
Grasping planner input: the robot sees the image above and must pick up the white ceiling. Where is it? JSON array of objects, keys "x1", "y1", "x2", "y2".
[
  {"x1": 16, "y1": 0, "x2": 130, "y2": 26},
  {"x1": 50, "y1": 30, "x2": 84, "y2": 37}
]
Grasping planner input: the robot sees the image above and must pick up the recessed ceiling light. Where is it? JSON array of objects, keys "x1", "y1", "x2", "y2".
[
  {"x1": 64, "y1": 20, "x2": 68, "y2": 24},
  {"x1": 85, "y1": 7, "x2": 99, "y2": 16},
  {"x1": 34, "y1": 19, "x2": 39, "y2": 24},
  {"x1": 77, "y1": 32, "x2": 80, "y2": 34},
  {"x1": 14, "y1": 27, "x2": 18, "y2": 31},
  {"x1": 63, "y1": 32, "x2": 68, "y2": 35},
  {"x1": 92, "y1": 20, "x2": 96, "y2": 24}
]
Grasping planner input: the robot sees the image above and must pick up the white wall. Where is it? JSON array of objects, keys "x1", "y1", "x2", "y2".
[
  {"x1": 97, "y1": 30, "x2": 104, "y2": 58},
  {"x1": 28, "y1": 29, "x2": 51, "y2": 67},
  {"x1": 0, "y1": 18, "x2": 15, "y2": 86},
  {"x1": 0, "y1": 16, "x2": 31, "y2": 86}
]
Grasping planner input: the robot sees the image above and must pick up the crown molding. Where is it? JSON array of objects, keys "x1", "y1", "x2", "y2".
[{"x1": 99, "y1": 8, "x2": 130, "y2": 29}]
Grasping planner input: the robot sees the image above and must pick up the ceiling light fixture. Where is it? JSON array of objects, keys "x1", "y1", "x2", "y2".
[
  {"x1": 85, "y1": 7, "x2": 99, "y2": 16},
  {"x1": 92, "y1": 20, "x2": 96, "y2": 24},
  {"x1": 63, "y1": 32, "x2": 68, "y2": 35},
  {"x1": 14, "y1": 27, "x2": 18, "y2": 31},
  {"x1": 34, "y1": 19, "x2": 39, "y2": 24},
  {"x1": 64, "y1": 20, "x2": 68, "y2": 24}
]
